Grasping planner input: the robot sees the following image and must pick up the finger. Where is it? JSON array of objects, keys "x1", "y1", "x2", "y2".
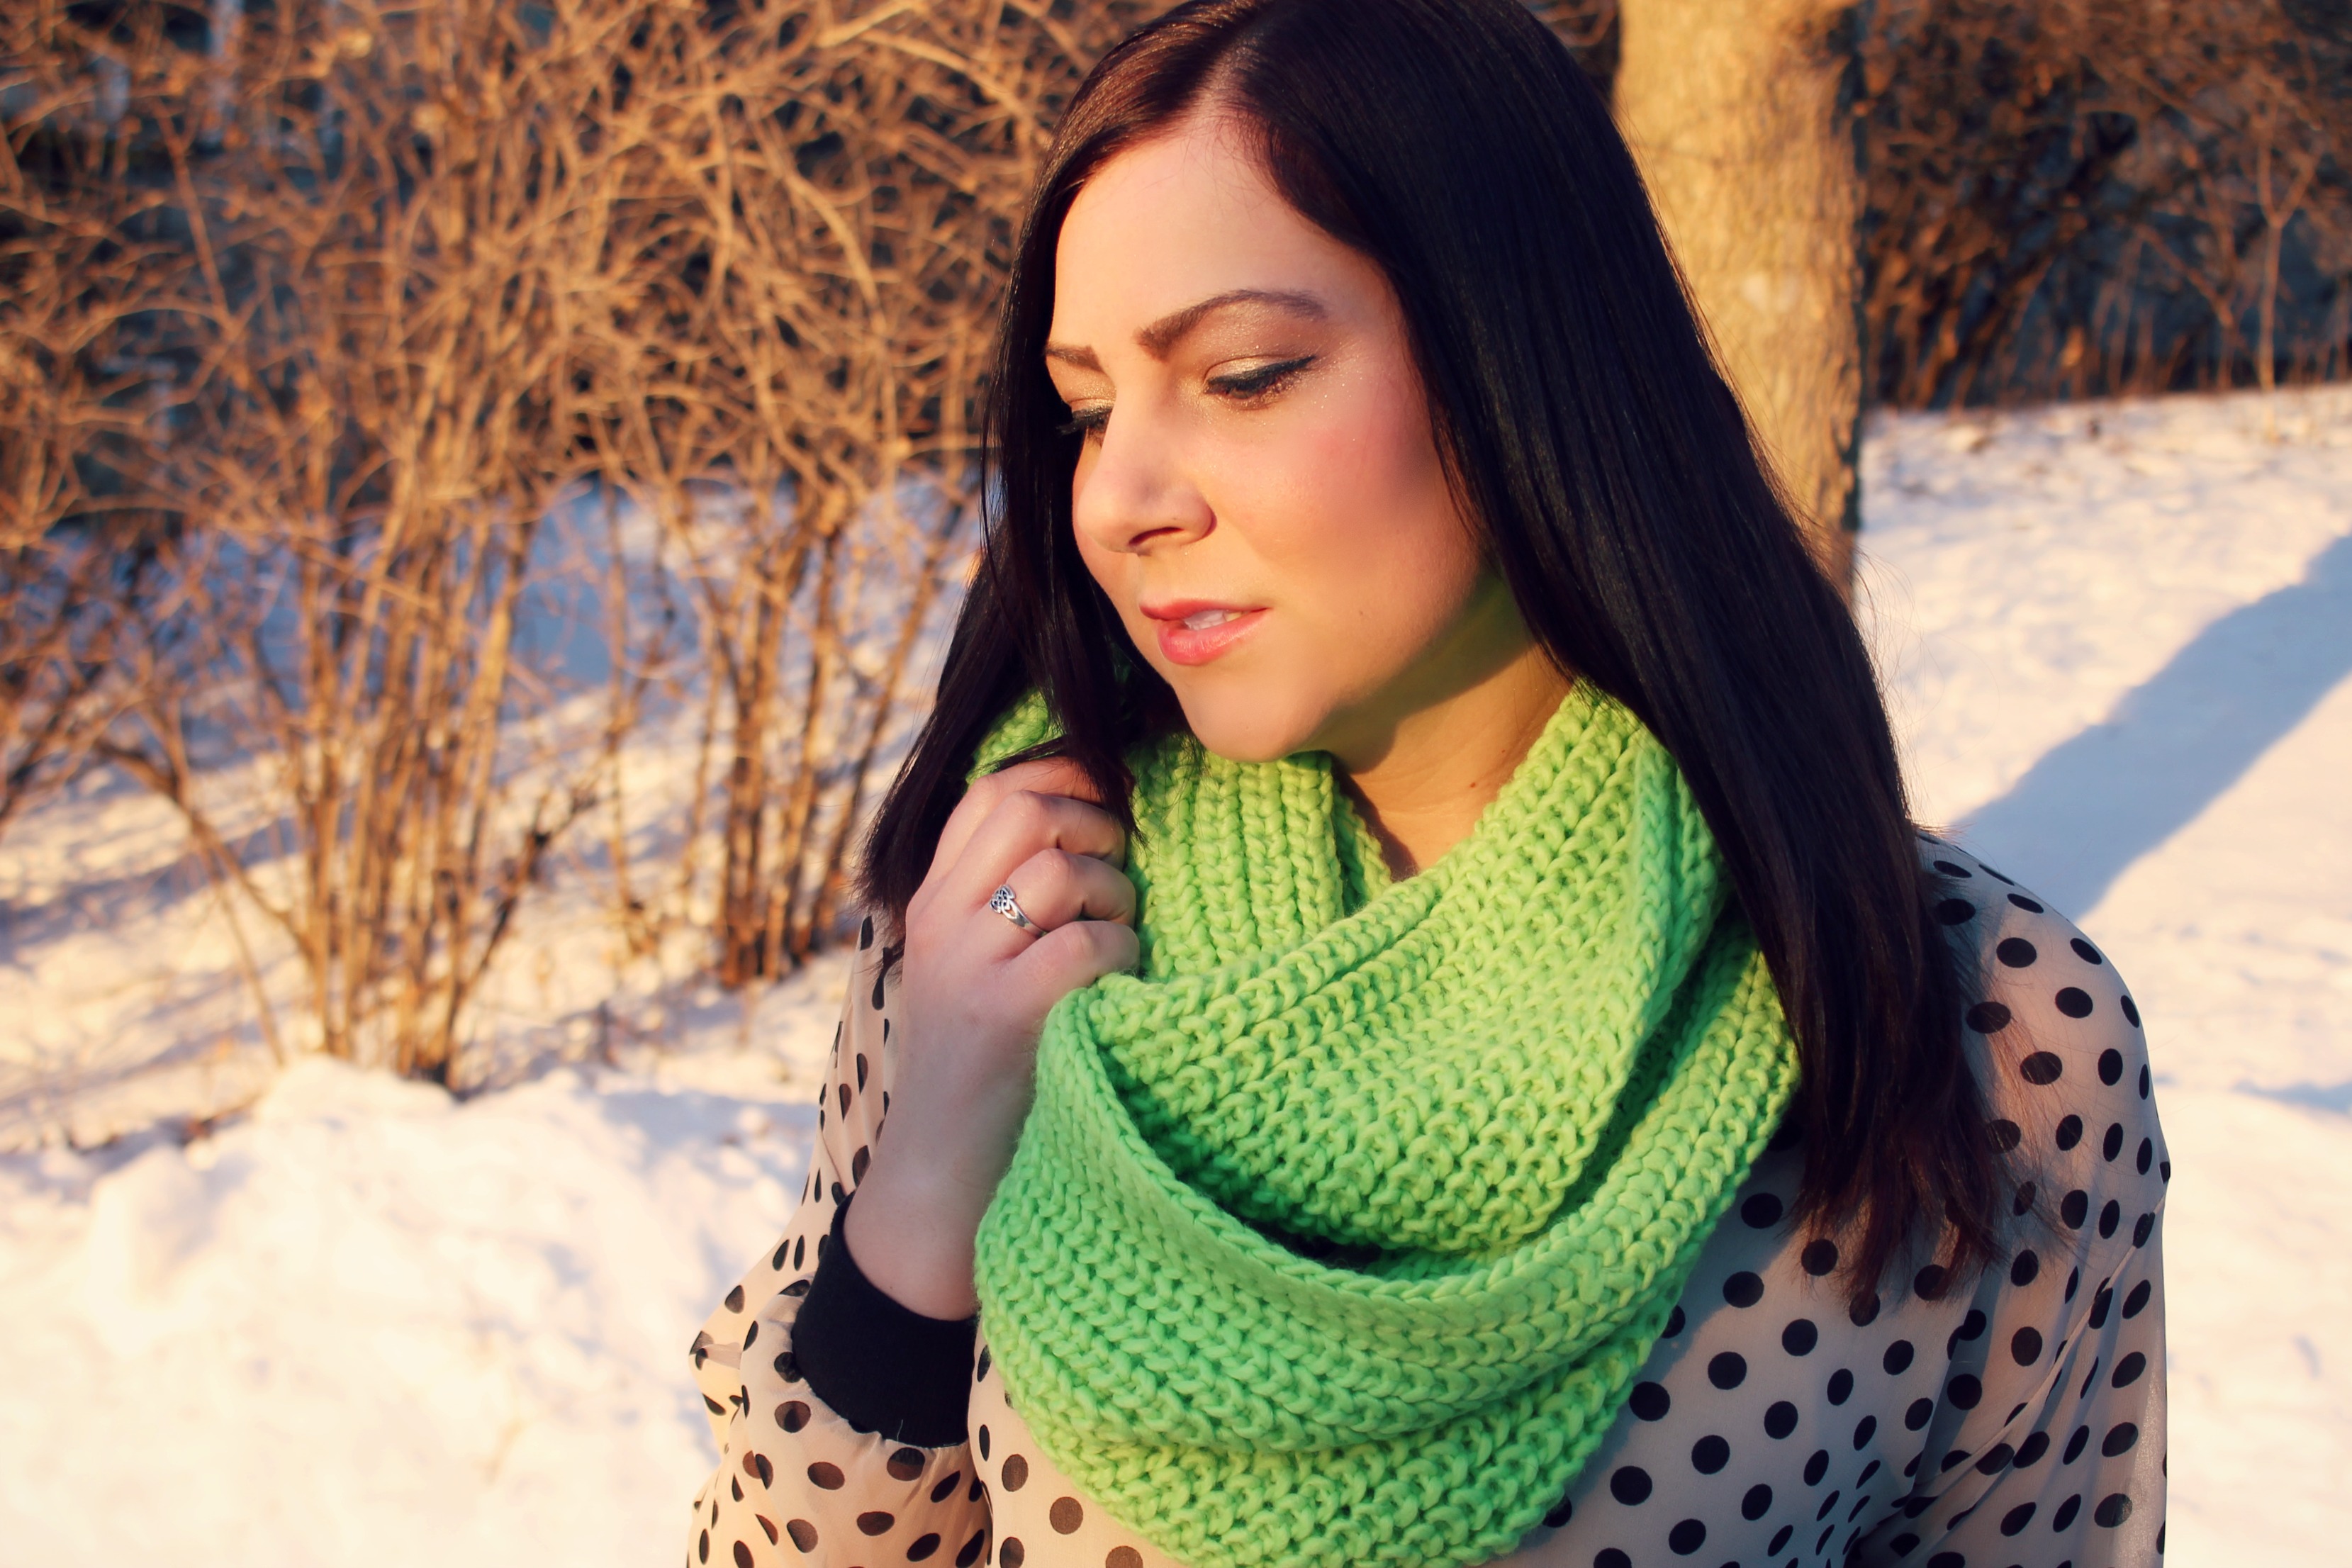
[
  {"x1": 945, "y1": 789, "x2": 1127, "y2": 908},
  {"x1": 1012, "y1": 916, "x2": 1141, "y2": 1001},
  {"x1": 929, "y1": 756, "x2": 1107, "y2": 878},
  {"x1": 1001, "y1": 847, "x2": 1138, "y2": 931}
]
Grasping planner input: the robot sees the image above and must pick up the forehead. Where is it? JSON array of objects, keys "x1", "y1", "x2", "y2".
[{"x1": 1050, "y1": 113, "x2": 1382, "y2": 345}]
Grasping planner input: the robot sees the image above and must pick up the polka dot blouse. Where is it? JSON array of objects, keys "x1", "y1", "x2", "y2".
[{"x1": 685, "y1": 840, "x2": 2168, "y2": 1568}]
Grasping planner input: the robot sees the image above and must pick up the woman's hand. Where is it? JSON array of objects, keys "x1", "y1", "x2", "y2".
[{"x1": 844, "y1": 756, "x2": 1140, "y2": 1318}]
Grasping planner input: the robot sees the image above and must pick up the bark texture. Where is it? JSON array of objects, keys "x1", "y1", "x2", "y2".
[{"x1": 1615, "y1": 0, "x2": 1863, "y2": 586}]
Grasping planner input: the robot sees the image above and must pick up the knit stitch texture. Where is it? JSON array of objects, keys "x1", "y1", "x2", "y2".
[{"x1": 970, "y1": 685, "x2": 1799, "y2": 1568}]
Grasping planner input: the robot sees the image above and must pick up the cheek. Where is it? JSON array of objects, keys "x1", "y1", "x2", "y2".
[{"x1": 1253, "y1": 379, "x2": 1479, "y2": 636}]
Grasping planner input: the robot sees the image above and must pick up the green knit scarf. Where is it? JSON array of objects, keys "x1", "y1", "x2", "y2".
[{"x1": 969, "y1": 685, "x2": 1798, "y2": 1568}]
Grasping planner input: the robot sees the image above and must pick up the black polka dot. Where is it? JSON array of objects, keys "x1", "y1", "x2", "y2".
[
  {"x1": 1966, "y1": 1001, "x2": 2012, "y2": 1032},
  {"x1": 1609, "y1": 1465, "x2": 1653, "y2": 1506},
  {"x1": 2071, "y1": 936, "x2": 2104, "y2": 964},
  {"x1": 2124, "y1": 1279, "x2": 2153, "y2": 1317},
  {"x1": 2112, "y1": 1351, "x2": 2148, "y2": 1388},
  {"x1": 1852, "y1": 1414, "x2": 1877, "y2": 1449},
  {"x1": 1947, "y1": 1373, "x2": 1983, "y2": 1409},
  {"x1": 1904, "y1": 1396, "x2": 1934, "y2": 1430},
  {"x1": 1935, "y1": 898, "x2": 1976, "y2": 925},
  {"x1": 2007, "y1": 891, "x2": 2044, "y2": 912},
  {"x1": 1997, "y1": 937, "x2": 2039, "y2": 967},
  {"x1": 1914, "y1": 1264, "x2": 1950, "y2": 1300},
  {"x1": 1988, "y1": 1117, "x2": 2022, "y2": 1151},
  {"x1": 2121, "y1": 994, "x2": 2142, "y2": 1027},
  {"x1": 2102, "y1": 1121, "x2": 2125, "y2": 1161},
  {"x1": 2056, "y1": 1114, "x2": 2084, "y2": 1150},
  {"x1": 929, "y1": 1472, "x2": 964, "y2": 1503},
  {"x1": 2099, "y1": 1198, "x2": 2122, "y2": 1238},
  {"x1": 1663, "y1": 1304, "x2": 1686, "y2": 1337},
  {"x1": 2095, "y1": 1493, "x2": 2135, "y2": 1528},
  {"x1": 2104, "y1": 1421, "x2": 2141, "y2": 1457},
  {"x1": 2015, "y1": 1430, "x2": 2051, "y2": 1467},
  {"x1": 2137, "y1": 1138, "x2": 2154, "y2": 1175},
  {"x1": 2063, "y1": 1425, "x2": 2091, "y2": 1463},
  {"x1": 1542, "y1": 1491, "x2": 1574, "y2": 1529},
  {"x1": 1770, "y1": 1523, "x2": 1796, "y2": 1553},
  {"x1": 1802, "y1": 1238, "x2": 1839, "y2": 1276},
  {"x1": 1849, "y1": 1292, "x2": 1881, "y2": 1328},
  {"x1": 1927, "y1": 1552, "x2": 1966, "y2": 1568},
  {"x1": 1975, "y1": 1442, "x2": 2015, "y2": 1474},
  {"x1": 2013, "y1": 1179, "x2": 2039, "y2": 1216},
  {"x1": 1882, "y1": 1340, "x2": 1915, "y2": 1374},
  {"x1": 2099, "y1": 1048, "x2": 2124, "y2": 1085},
  {"x1": 1983, "y1": 863, "x2": 2017, "y2": 884},
  {"x1": 1595, "y1": 1550, "x2": 1631, "y2": 1568},
  {"x1": 1741, "y1": 1192, "x2": 1786, "y2": 1228},
  {"x1": 1691, "y1": 1435, "x2": 1730, "y2": 1474},
  {"x1": 1667, "y1": 1518, "x2": 1707, "y2": 1555},
  {"x1": 2061, "y1": 1188, "x2": 2090, "y2": 1227},
  {"x1": 1708, "y1": 1352, "x2": 1748, "y2": 1389},
  {"x1": 1783, "y1": 1318, "x2": 1819, "y2": 1356},
  {"x1": 2020, "y1": 1051, "x2": 2064, "y2": 1085},
  {"x1": 2010, "y1": 1249, "x2": 2041, "y2": 1287},
  {"x1": 2056, "y1": 986, "x2": 2095, "y2": 1018},
  {"x1": 1723, "y1": 1272, "x2": 1765, "y2": 1308},
  {"x1": 999, "y1": 1540, "x2": 1025, "y2": 1568},
  {"x1": 1629, "y1": 1382, "x2": 1671, "y2": 1421},
  {"x1": 1803, "y1": 1448, "x2": 1830, "y2": 1486},
  {"x1": 2012, "y1": 1326, "x2": 2044, "y2": 1365},
  {"x1": 2053, "y1": 1494, "x2": 2083, "y2": 1530},
  {"x1": 1933, "y1": 859, "x2": 1973, "y2": 878},
  {"x1": 1765, "y1": 1401, "x2": 1799, "y2": 1439},
  {"x1": 1827, "y1": 1367, "x2": 1853, "y2": 1404},
  {"x1": 1742, "y1": 1482, "x2": 1774, "y2": 1520}
]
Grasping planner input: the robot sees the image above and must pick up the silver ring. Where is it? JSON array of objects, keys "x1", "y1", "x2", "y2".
[{"x1": 987, "y1": 883, "x2": 1037, "y2": 933}]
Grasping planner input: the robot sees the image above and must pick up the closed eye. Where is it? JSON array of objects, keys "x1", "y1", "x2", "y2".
[
  {"x1": 1207, "y1": 354, "x2": 1317, "y2": 401},
  {"x1": 1055, "y1": 405, "x2": 1111, "y2": 439}
]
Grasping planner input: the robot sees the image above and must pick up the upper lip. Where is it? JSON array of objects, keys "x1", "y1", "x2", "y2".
[{"x1": 1138, "y1": 598, "x2": 1260, "y2": 621}]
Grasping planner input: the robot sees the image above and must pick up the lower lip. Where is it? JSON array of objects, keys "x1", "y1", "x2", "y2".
[{"x1": 1153, "y1": 609, "x2": 1265, "y2": 666}]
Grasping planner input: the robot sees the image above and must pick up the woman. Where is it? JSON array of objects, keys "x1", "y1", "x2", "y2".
[{"x1": 685, "y1": 1, "x2": 2167, "y2": 1564}]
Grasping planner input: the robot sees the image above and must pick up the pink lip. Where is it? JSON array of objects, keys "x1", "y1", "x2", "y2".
[{"x1": 1140, "y1": 599, "x2": 1266, "y2": 667}]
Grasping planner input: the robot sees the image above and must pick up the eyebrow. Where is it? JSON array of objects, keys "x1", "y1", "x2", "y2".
[{"x1": 1043, "y1": 288, "x2": 1328, "y2": 370}]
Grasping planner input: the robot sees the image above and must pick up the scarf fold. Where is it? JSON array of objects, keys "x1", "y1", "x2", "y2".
[{"x1": 970, "y1": 685, "x2": 1798, "y2": 1568}]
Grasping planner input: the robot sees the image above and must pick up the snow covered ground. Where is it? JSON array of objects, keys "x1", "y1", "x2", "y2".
[{"x1": 2, "y1": 381, "x2": 2347, "y2": 1565}]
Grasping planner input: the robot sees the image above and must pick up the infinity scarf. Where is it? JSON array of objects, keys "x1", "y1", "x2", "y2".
[{"x1": 970, "y1": 685, "x2": 1798, "y2": 1568}]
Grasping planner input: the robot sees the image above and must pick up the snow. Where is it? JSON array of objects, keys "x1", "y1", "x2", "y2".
[
  {"x1": 1860, "y1": 383, "x2": 2352, "y2": 1568},
  {"x1": 3, "y1": 381, "x2": 2348, "y2": 1564}
]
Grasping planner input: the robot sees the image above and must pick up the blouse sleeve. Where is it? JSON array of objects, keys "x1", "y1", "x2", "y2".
[
  {"x1": 684, "y1": 922, "x2": 992, "y2": 1568},
  {"x1": 1857, "y1": 853, "x2": 2171, "y2": 1567}
]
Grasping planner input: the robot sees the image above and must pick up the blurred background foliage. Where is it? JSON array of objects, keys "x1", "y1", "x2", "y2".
[{"x1": 1, "y1": 0, "x2": 2345, "y2": 1079}]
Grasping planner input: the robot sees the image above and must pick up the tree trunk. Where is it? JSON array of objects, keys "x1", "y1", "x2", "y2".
[{"x1": 1614, "y1": 0, "x2": 1864, "y2": 587}]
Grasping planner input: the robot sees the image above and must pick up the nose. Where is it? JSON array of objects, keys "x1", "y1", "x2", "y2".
[{"x1": 1070, "y1": 405, "x2": 1214, "y2": 557}]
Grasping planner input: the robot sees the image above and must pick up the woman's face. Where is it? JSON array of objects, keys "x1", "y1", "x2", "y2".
[{"x1": 1048, "y1": 112, "x2": 1534, "y2": 766}]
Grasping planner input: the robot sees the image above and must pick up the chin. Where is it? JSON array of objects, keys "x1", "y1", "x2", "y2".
[{"x1": 1167, "y1": 684, "x2": 1325, "y2": 764}]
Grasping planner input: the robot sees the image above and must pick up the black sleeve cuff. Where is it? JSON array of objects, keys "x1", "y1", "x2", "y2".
[{"x1": 790, "y1": 1195, "x2": 978, "y2": 1447}]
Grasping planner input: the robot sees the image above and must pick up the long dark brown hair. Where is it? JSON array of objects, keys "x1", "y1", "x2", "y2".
[{"x1": 858, "y1": 0, "x2": 2003, "y2": 1299}]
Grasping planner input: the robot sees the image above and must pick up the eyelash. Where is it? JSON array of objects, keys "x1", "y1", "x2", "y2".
[{"x1": 1053, "y1": 354, "x2": 1318, "y2": 439}]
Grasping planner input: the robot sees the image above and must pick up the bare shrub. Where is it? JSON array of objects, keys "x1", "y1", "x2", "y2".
[
  {"x1": 0, "y1": 0, "x2": 1162, "y2": 1080},
  {"x1": 1857, "y1": 0, "x2": 2352, "y2": 405}
]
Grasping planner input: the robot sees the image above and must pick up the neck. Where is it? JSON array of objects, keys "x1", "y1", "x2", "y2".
[{"x1": 1326, "y1": 637, "x2": 1571, "y2": 880}]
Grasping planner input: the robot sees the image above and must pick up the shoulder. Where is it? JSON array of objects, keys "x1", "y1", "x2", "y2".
[{"x1": 1917, "y1": 836, "x2": 2168, "y2": 1248}]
